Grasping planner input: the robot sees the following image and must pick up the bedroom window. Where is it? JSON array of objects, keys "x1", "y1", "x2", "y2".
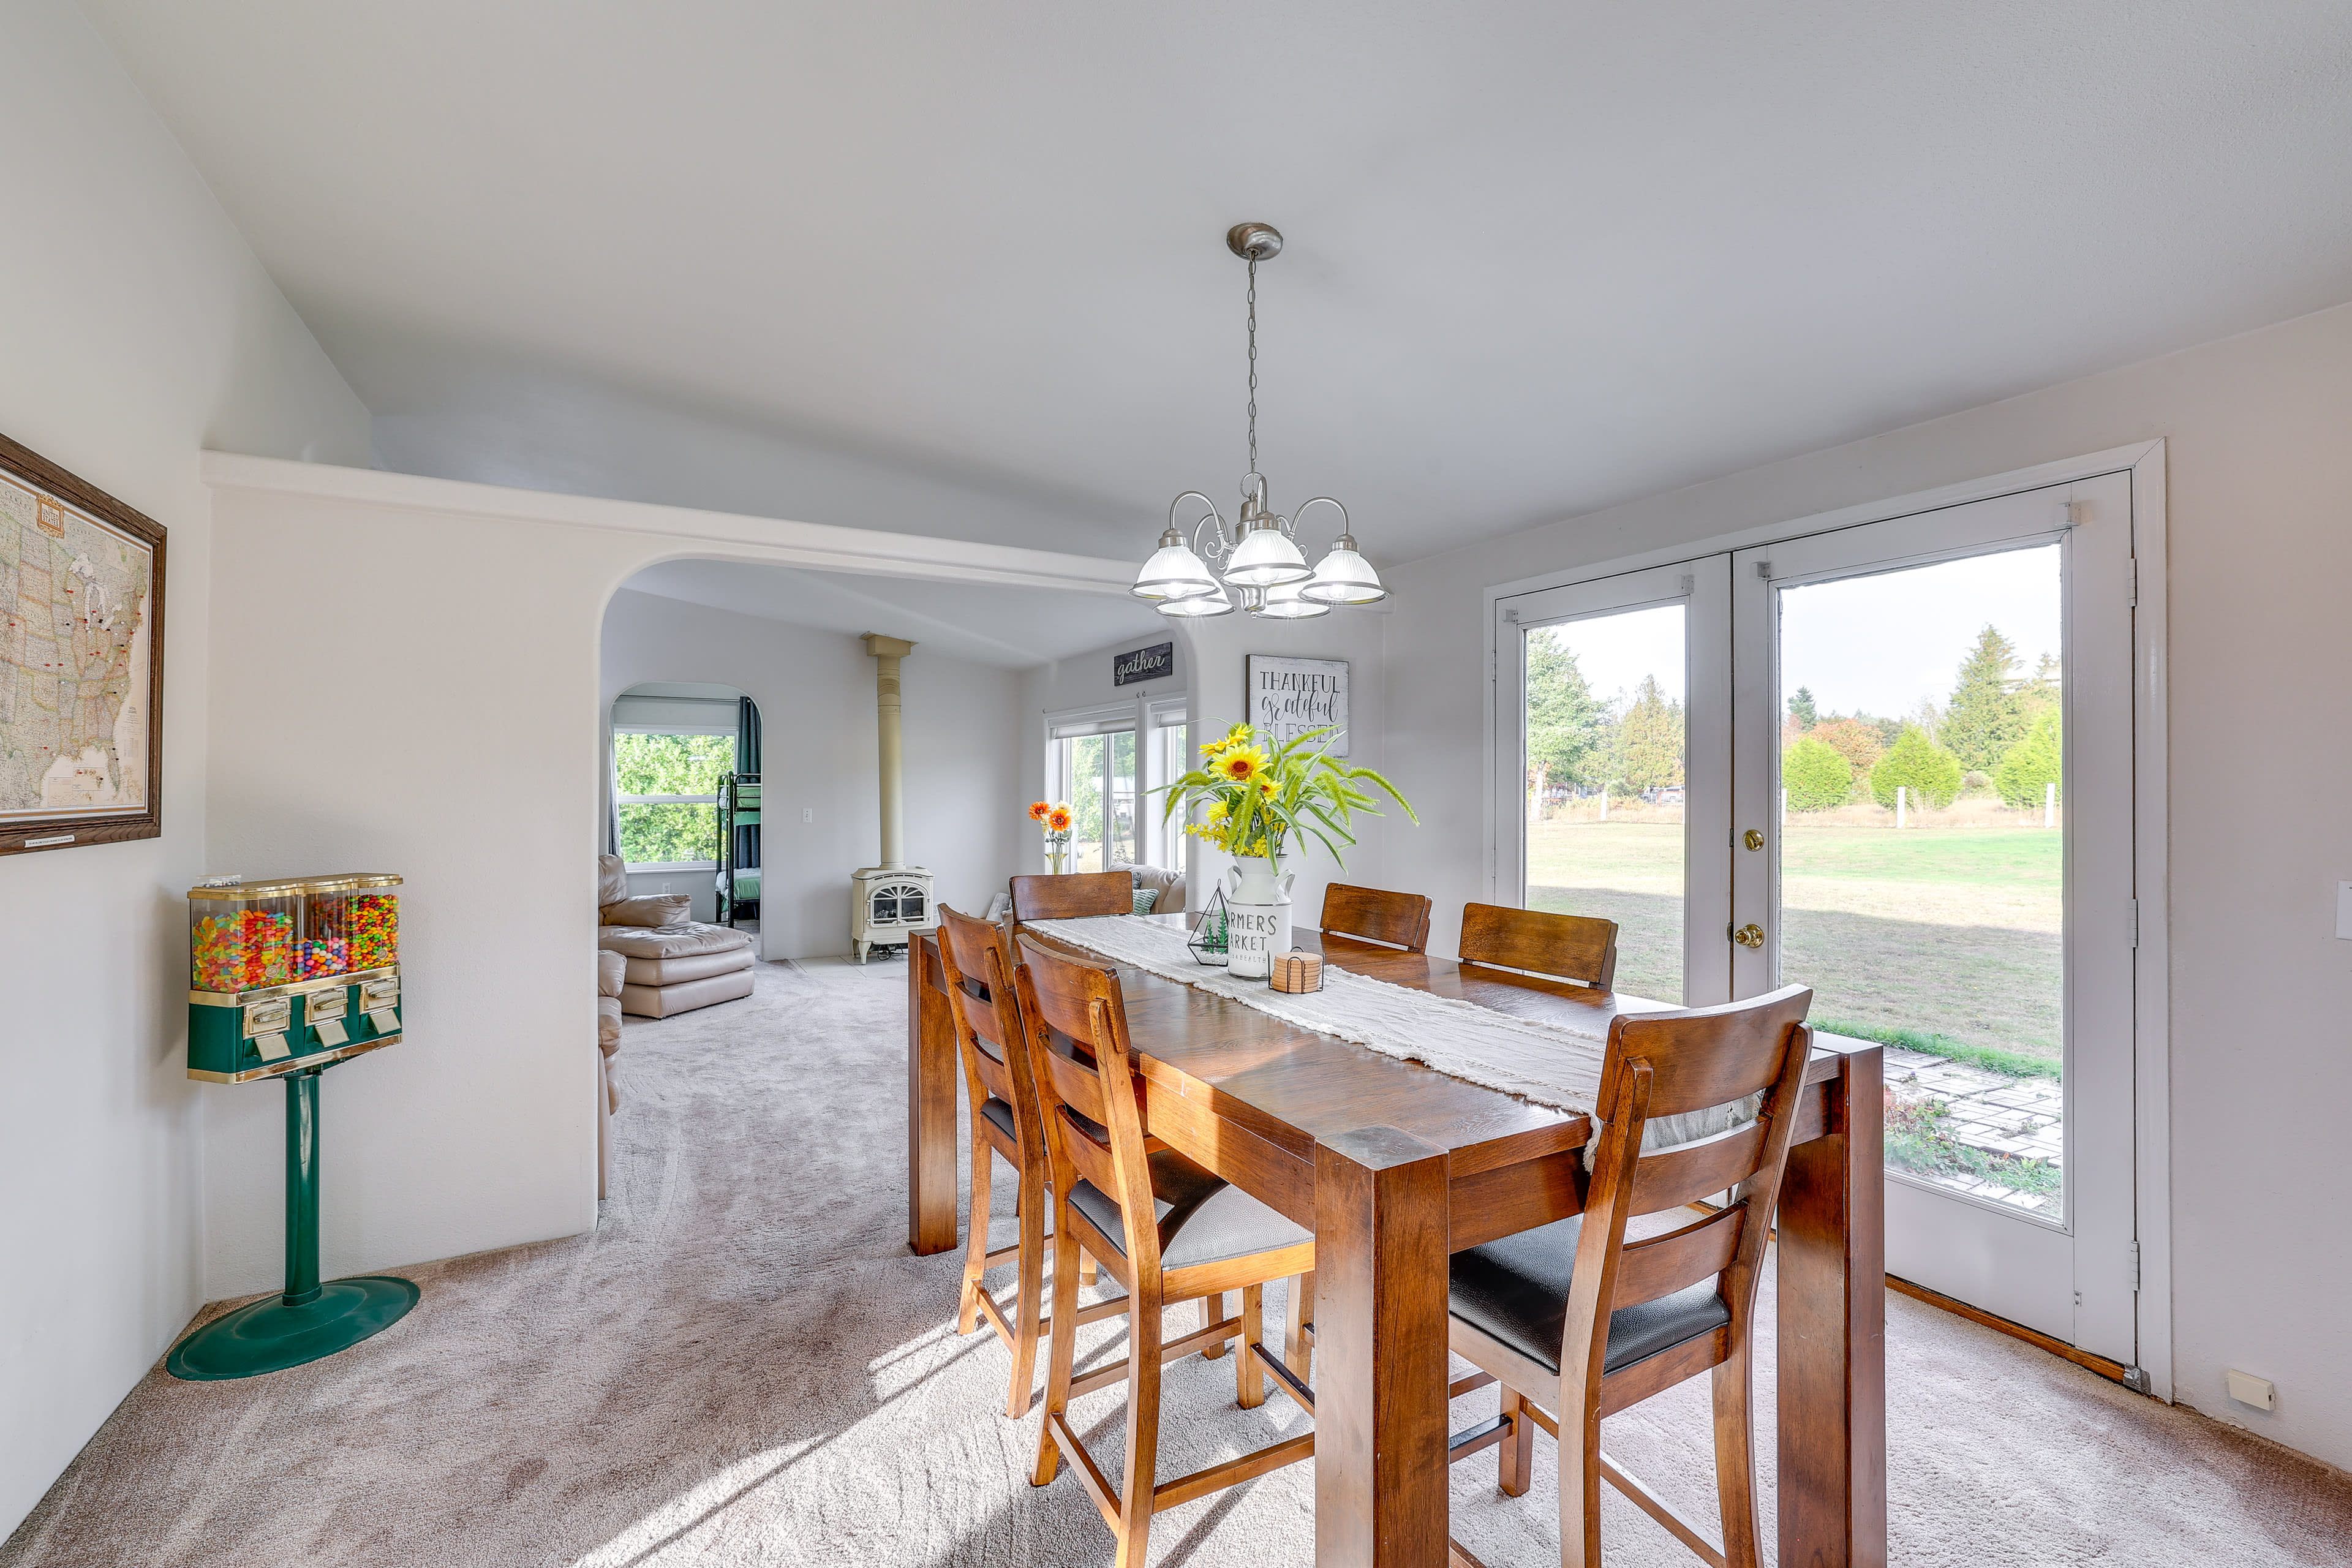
[{"x1": 613, "y1": 730, "x2": 734, "y2": 869}]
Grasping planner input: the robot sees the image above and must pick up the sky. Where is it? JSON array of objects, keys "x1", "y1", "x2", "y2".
[
  {"x1": 1526, "y1": 544, "x2": 2061, "y2": 720},
  {"x1": 1781, "y1": 544, "x2": 2060, "y2": 720},
  {"x1": 1540, "y1": 602, "x2": 1687, "y2": 706}
]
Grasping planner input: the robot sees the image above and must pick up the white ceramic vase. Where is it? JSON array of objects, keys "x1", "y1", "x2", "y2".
[{"x1": 1223, "y1": 854, "x2": 1294, "y2": 979}]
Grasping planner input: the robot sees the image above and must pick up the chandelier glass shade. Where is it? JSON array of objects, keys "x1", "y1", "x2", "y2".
[{"x1": 1133, "y1": 222, "x2": 1389, "y2": 620}]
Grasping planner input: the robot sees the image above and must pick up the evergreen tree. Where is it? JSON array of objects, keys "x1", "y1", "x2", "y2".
[
  {"x1": 1614, "y1": 676, "x2": 1685, "y2": 794},
  {"x1": 1524, "y1": 631, "x2": 1604, "y2": 804},
  {"x1": 1787, "y1": 686, "x2": 1818, "y2": 730},
  {"x1": 1869, "y1": 723, "x2": 1964, "y2": 810},
  {"x1": 1996, "y1": 708, "x2": 2063, "y2": 809},
  {"x1": 1941, "y1": 624, "x2": 2030, "y2": 771},
  {"x1": 1781, "y1": 736, "x2": 1854, "y2": 811}
]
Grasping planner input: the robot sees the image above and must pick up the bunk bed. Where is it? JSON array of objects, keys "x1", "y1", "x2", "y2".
[{"x1": 716, "y1": 772, "x2": 761, "y2": 926}]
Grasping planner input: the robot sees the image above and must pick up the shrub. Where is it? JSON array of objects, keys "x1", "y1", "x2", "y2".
[
  {"x1": 1869, "y1": 723, "x2": 1964, "y2": 810},
  {"x1": 1996, "y1": 707, "x2": 2063, "y2": 809},
  {"x1": 1781, "y1": 736, "x2": 1855, "y2": 811}
]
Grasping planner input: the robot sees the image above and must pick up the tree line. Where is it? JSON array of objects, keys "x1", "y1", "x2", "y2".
[
  {"x1": 1781, "y1": 626, "x2": 2060, "y2": 812},
  {"x1": 1525, "y1": 632, "x2": 1686, "y2": 802},
  {"x1": 1523, "y1": 624, "x2": 2062, "y2": 813}
]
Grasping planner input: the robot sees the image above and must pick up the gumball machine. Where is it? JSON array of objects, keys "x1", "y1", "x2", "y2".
[{"x1": 175, "y1": 873, "x2": 415, "y2": 1379}]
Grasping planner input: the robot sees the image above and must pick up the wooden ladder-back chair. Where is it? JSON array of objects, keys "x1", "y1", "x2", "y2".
[
  {"x1": 1444, "y1": 984, "x2": 1815, "y2": 1568},
  {"x1": 1459, "y1": 902, "x2": 1619, "y2": 990},
  {"x1": 1318, "y1": 882, "x2": 1434, "y2": 952},
  {"x1": 1009, "y1": 870, "x2": 1136, "y2": 927},
  {"x1": 935, "y1": 906, "x2": 1123, "y2": 1417},
  {"x1": 1014, "y1": 933, "x2": 1319, "y2": 1568}
]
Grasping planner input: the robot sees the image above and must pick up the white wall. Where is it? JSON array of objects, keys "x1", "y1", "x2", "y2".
[
  {"x1": 0, "y1": 0, "x2": 373, "y2": 1540},
  {"x1": 198, "y1": 457, "x2": 1131, "y2": 1312},
  {"x1": 1381, "y1": 301, "x2": 2352, "y2": 1469},
  {"x1": 601, "y1": 588, "x2": 1024, "y2": 956}
]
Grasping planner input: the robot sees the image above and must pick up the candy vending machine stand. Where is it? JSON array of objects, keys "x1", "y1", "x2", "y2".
[{"x1": 170, "y1": 873, "x2": 418, "y2": 1381}]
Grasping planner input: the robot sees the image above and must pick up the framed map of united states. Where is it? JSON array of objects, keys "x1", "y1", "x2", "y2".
[{"x1": 1, "y1": 431, "x2": 165, "y2": 856}]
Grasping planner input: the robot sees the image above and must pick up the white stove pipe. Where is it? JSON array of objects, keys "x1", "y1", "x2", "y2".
[{"x1": 861, "y1": 634, "x2": 914, "y2": 870}]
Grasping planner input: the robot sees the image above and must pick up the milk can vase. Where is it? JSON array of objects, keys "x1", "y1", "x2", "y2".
[{"x1": 1223, "y1": 854, "x2": 1294, "y2": 979}]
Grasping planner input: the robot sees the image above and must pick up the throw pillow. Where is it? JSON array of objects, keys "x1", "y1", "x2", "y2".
[
  {"x1": 1131, "y1": 887, "x2": 1159, "y2": 914},
  {"x1": 601, "y1": 893, "x2": 692, "y2": 928}
]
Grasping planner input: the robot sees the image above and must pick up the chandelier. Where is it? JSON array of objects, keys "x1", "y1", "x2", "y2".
[{"x1": 1129, "y1": 223, "x2": 1386, "y2": 619}]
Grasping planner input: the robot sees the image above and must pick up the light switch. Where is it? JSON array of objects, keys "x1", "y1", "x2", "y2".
[
  {"x1": 2339, "y1": 882, "x2": 2352, "y2": 940},
  {"x1": 802, "y1": 808, "x2": 813, "y2": 824}
]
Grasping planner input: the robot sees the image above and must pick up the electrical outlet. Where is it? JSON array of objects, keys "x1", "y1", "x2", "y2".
[
  {"x1": 661, "y1": 881, "x2": 672, "y2": 894},
  {"x1": 2225, "y1": 1369, "x2": 2275, "y2": 1411},
  {"x1": 802, "y1": 808, "x2": 813, "y2": 824}
]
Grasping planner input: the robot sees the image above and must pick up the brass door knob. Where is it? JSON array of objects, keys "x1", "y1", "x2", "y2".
[
  {"x1": 1744, "y1": 829, "x2": 1765, "y2": 851},
  {"x1": 1732, "y1": 923, "x2": 1765, "y2": 949}
]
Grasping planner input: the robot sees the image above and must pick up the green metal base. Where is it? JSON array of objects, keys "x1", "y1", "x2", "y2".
[{"x1": 165, "y1": 1276, "x2": 420, "y2": 1381}]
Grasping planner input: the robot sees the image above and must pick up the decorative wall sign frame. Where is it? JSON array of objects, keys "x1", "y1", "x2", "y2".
[
  {"x1": 1112, "y1": 640, "x2": 1174, "y2": 687},
  {"x1": 1246, "y1": 654, "x2": 1349, "y2": 757},
  {"x1": 0, "y1": 431, "x2": 167, "y2": 856}
]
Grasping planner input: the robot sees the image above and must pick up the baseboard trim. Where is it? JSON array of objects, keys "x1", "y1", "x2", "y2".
[{"x1": 1886, "y1": 1273, "x2": 2134, "y2": 1387}]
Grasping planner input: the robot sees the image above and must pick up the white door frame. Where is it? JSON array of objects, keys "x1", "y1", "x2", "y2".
[{"x1": 1481, "y1": 441, "x2": 2171, "y2": 1399}]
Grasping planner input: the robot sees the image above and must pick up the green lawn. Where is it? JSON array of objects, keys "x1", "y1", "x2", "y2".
[{"x1": 1525, "y1": 820, "x2": 2064, "y2": 1063}]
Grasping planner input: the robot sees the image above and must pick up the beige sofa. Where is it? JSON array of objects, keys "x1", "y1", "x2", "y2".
[
  {"x1": 597, "y1": 854, "x2": 756, "y2": 1017},
  {"x1": 1108, "y1": 859, "x2": 1188, "y2": 919}
]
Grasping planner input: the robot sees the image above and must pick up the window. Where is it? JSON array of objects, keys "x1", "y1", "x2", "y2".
[
  {"x1": 1150, "y1": 698, "x2": 1191, "y2": 869},
  {"x1": 1047, "y1": 706, "x2": 1141, "y2": 874},
  {"x1": 614, "y1": 729, "x2": 736, "y2": 868}
]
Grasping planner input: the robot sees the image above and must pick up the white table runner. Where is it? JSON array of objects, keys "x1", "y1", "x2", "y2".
[{"x1": 1028, "y1": 916, "x2": 1756, "y2": 1152}]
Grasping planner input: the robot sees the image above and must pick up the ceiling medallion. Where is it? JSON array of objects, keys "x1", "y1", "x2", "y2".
[{"x1": 1131, "y1": 223, "x2": 1387, "y2": 620}]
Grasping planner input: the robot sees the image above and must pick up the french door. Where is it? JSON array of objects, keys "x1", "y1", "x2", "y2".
[{"x1": 1499, "y1": 472, "x2": 2142, "y2": 1363}]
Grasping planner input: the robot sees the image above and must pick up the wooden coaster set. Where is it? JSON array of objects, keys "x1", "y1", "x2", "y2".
[{"x1": 1269, "y1": 949, "x2": 1325, "y2": 993}]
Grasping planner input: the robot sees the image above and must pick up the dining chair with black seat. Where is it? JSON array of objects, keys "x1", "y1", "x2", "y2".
[
  {"x1": 1014, "y1": 932, "x2": 1319, "y2": 1568},
  {"x1": 1009, "y1": 869, "x2": 1137, "y2": 927},
  {"x1": 1458, "y1": 900, "x2": 1619, "y2": 990},
  {"x1": 935, "y1": 905, "x2": 1125, "y2": 1417},
  {"x1": 1317, "y1": 881, "x2": 1434, "y2": 953},
  {"x1": 1441, "y1": 983, "x2": 1815, "y2": 1568}
]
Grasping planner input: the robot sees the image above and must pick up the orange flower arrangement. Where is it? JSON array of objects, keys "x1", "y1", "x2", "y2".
[{"x1": 1028, "y1": 799, "x2": 1074, "y2": 872}]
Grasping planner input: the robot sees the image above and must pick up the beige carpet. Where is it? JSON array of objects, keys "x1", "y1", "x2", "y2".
[{"x1": 6, "y1": 957, "x2": 2348, "y2": 1567}]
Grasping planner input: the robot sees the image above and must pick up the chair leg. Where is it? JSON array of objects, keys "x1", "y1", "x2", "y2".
[
  {"x1": 957, "y1": 1142, "x2": 994, "y2": 1335},
  {"x1": 1199, "y1": 1291, "x2": 1231, "y2": 1360},
  {"x1": 1558, "y1": 1403, "x2": 1604, "y2": 1568},
  {"x1": 1079, "y1": 1249, "x2": 1099, "y2": 1286},
  {"x1": 1004, "y1": 1163, "x2": 1049, "y2": 1419},
  {"x1": 1283, "y1": 1271, "x2": 1314, "y2": 1385},
  {"x1": 1711, "y1": 1341, "x2": 1763, "y2": 1568},
  {"x1": 1031, "y1": 1197, "x2": 1083, "y2": 1487},
  {"x1": 1496, "y1": 1384, "x2": 1532, "y2": 1498},
  {"x1": 1237, "y1": 1284, "x2": 1267, "y2": 1408},
  {"x1": 1114, "y1": 1297, "x2": 1164, "y2": 1568}
]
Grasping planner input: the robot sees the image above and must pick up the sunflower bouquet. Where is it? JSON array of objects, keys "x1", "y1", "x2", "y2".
[
  {"x1": 1157, "y1": 722, "x2": 1414, "y2": 870},
  {"x1": 1027, "y1": 799, "x2": 1074, "y2": 873}
]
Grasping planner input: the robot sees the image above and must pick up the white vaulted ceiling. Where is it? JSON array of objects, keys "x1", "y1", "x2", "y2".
[{"x1": 80, "y1": 1, "x2": 2352, "y2": 567}]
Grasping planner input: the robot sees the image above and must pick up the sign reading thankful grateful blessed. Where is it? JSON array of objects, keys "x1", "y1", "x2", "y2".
[
  {"x1": 1246, "y1": 655, "x2": 1349, "y2": 757},
  {"x1": 1112, "y1": 641, "x2": 1174, "y2": 686}
]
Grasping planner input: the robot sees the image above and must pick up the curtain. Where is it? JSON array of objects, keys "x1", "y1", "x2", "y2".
[{"x1": 735, "y1": 696, "x2": 763, "y2": 875}]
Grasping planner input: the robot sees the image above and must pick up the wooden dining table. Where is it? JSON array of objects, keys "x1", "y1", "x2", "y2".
[{"x1": 905, "y1": 918, "x2": 1886, "y2": 1568}]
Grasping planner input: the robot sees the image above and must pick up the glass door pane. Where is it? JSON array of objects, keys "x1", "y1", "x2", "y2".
[
  {"x1": 1061, "y1": 733, "x2": 1104, "y2": 872},
  {"x1": 1774, "y1": 545, "x2": 2065, "y2": 1216},
  {"x1": 1108, "y1": 729, "x2": 1136, "y2": 867},
  {"x1": 1523, "y1": 603, "x2": 1690, "y2": 1003}
]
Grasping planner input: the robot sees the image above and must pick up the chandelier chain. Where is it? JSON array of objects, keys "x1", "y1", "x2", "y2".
[{"x1": 1246, "y1": 255, "x2": 1258, "y2": 478}]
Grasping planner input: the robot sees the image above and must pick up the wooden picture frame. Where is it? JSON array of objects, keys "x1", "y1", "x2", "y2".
[{"x1": 0, "y1": 431, "x2": 166, "y2": 856}]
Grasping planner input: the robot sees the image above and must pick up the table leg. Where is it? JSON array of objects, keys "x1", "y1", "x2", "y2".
[
  {"x1": 1776, "y1": 1047, "x2": 1887, "y2": 1568},
  {"x1": 1314, "y1": 1126, "x2": 1452, "y2": 1568},
  {"x1": 906, "y1": 933, "x2": 960, "y2": 1256}
]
